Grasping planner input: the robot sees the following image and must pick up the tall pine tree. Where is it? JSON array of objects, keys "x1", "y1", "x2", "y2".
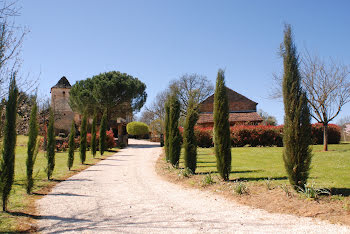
[
  {"x1": 213, "y1": 69, "x2": 231, "y2": 181},
  {"x1": 91, "y1": 111, "x2": 97, "y2": 158},
  {"x1": 183, "y1": 100, "x2": 198, "y2": 173},
  {"x1": 79, "y1": 113, "x2": 87, "y2": 164},
  {"x1": 67, "y1": 121, "x2": 75, "y2": 170},
  {"x1": 0, "y1": 75, "x2": 18, "y2": 211},
  {"x1": 26, "y1": 97, "x2": 38, "y2": 194},
  {"x1": 46, "y1": 108, "x2": 55, "y2": 180},
  {"x1": 282, "y1": 24, "x2": 312, "y2": 189},
  {"x1": 164, "y1": 100, "x2": 170, "y2": 161},
  {"x1": 168, "y1": 94, "x2": 181, "y2": 167},
  {"x1": 99, "y1": 109, "x2": 107, "y2": 155}
]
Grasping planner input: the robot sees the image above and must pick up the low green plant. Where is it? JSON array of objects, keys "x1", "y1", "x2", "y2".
[
  {"x1": 343, "y1": 200, "x2": 350, "y2": 211},
  {"x1": 233, "y1": 181, "x2": 249, "y2": 195},
  {"x1": 297, "y1": 183, "x2": 330, "y2": 199},
  {"x1": 178, "y1": 167, "x2": 193, "y2": 178},
  {"x1": 202, "y1": 173, "x2": 215, "y2": 186},
  {"x1": 264, "y1": 177, "x2": 274, "y2": 190},
  {"x1": 166, "y1": 164, "x2": 176, "y2": 172},
  {"x1": 280, "y1": 184, "x2": 292, "y2": 197}
]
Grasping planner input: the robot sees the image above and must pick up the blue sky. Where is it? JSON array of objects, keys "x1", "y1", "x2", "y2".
[{"x1": 17, "y1": 0, "x2": 350, "y2": 124}]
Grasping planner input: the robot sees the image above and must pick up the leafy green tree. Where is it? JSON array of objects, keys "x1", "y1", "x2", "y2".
[
  {"x1": 126, "y1": 121, "x2": 149, "y2": 136},
  {"x1": 69, "y1": 78, "x2": 96, "y2": 115},
  {"x1": 46, "y1": 108, "x2": 55, "y2": 180},
  {"x1": 281, "y1": 24, "x2": 312, "y2": 189},
  {"x1": 164, "y1": 100, "x2": 170, "y2": 161},
  {"x1": 91, "y1": 111, "x2": 97, "y2": 158},
  {"x1": 80, "y1": 113, "x2": 87, "y2": 164},
  {"x1": 183, "y1": 100, "x2": 199, "y2": 173},
  {"x1": 26, "y1": 97, "x2": 38, "y2": 194},
  {"x1": 213, "y1": 69, "x2": 231, "y2": 181},
  {"x1": 99, "y1": 109, "x2": 107, "y2": 155},
  {"x1": 0, "y1": 75, "x2": 18, "y2": 211},
  {"x1": 67, "y1": 121, "x2": 75, "y2": 170},
  {"x1": 168, "y1": 94, "x2": 181, "y2": 167},
  {"x1": 69, "y1": 71, "x2": 147, "y2": 121}
]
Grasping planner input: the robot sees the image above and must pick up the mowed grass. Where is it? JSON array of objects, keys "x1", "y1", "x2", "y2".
[
  {"x1": 179, "y1": 143, "x2": 350, "y2": 189},
  {"x1": 0, "y1": 135, "x2": 118, "y2": 232}
]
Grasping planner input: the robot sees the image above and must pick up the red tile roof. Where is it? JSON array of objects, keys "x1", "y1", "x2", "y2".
[{"x1": 197, "y1": 112, "x2": 263, "y2": 124}]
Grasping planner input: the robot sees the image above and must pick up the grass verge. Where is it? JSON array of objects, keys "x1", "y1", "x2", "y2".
[
  {"x1": 156, "y1": 143, "x2": 350, "y2": 226},
  {"x1": 0, "y1": 135, "x2": 118, "y2": 232}
]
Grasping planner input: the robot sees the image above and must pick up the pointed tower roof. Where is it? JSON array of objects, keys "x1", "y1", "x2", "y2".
[{"x1": 51, "y1": 76, "x2": 71, "y2": 89}]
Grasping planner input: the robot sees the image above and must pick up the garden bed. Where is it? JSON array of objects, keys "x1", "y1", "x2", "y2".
[{"x1": 156, "y1": 144, "x2": 350, "y2": 226}]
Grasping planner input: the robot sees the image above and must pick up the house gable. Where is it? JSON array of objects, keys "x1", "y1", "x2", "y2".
[
  {"x1": 198, "y1": 87, "x2": 263, "y2": 126},
  {"x1": 199, "y1": 87, "x2": 258, "y2": 113}
]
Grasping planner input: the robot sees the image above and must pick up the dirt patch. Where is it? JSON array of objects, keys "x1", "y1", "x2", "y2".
[{"x1": 156, "y1": 154, "x2": 350, "y2": 226}]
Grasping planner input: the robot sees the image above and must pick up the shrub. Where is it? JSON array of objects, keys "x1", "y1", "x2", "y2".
[
  {"x1": 195, "y1": 127, "x2": 213, "y2": 148},
  {"x1": 231, "y1": 125, "x2": 283, "y2": 147},
  {"x1": 233, "y1": 181, "x2": 249, "y2": 195},
  {"x1": 202, "y1": 173, "x2": 215, "y2": 186},
  {"x1": 127, "y1": 121, "x2": 149, "y2": 136},
  {"x1": 87, "y1": 130, "x2": 116, "y2": 149},
  {"x1": 190, "y1": 124, "x2": 340, "y2": 148},
  {"x1": 311, "y1": 123, "x2": 341, "y2": 145}
]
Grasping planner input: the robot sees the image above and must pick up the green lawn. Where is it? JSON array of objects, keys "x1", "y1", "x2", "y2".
[
  {"x1": 0, "y1": 135, "x2": 117, "y2": 232},
  {"x1": 179, "y1": 143, "x2": 350, "y2": 189}
]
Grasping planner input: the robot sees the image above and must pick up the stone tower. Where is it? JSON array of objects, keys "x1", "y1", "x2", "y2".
[{"x1": 50, "y1": 76, "x2": 75, "y2": 135}]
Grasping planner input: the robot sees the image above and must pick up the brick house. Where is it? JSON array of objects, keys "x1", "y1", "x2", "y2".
[{"x1": 197, "y1": 87, "x2": 263, "y2": 127}]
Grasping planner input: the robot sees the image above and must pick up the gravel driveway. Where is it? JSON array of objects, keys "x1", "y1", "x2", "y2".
[{"x1": 37, "y1": 139, "x2": 349, "y2": 233}]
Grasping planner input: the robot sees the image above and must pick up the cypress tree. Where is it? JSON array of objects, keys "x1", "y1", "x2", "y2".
[
  {"x1": 183, "y1": 100, "x2": 198, "y2": 173},
  {"x1": 91, "y1": 111, "x2": 97, "y2": 158},
  {"x1": 26, "y1": 97, "x2": 38, "y2": 194},
  {"x1": 99, "y1": 109, "x2": 107, "y2": 155},
  {"x1": 67, "y1": 121, "x2": 75, "y2": 170},
  {"x1": 0, "y1": 75, "x2": 18, "y2": 211},
  {"x1": 168, "y1": 94, "x2": 181, "y2": 167},
  {"x1": 79, "y1": 113, "x2": 87, "y2": 164},
  {"x1": 46, "y1": 108, "x2": 55, "y2": 180},
  {"x1": 213, "y1": 69, "x2": 231, "y2": 181},
  {"x1": 282, "y1": 24, "x2": 312, "y2": 189},
  {"x1": 164, "y1": 100, "x2": 170, "y2": 161}
]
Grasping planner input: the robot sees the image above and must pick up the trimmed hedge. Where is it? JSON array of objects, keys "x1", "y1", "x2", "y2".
[
  {"x1": 127, "y1": 121, "x2": 149, "y2": 136},
  {"x1": 190, "y1": 124, "x2": 340, "y2": 148}
]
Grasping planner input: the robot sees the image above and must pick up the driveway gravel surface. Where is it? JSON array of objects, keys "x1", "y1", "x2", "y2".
[{"x1": 37, "y1": 139, "x2": 350, "y2": 233}]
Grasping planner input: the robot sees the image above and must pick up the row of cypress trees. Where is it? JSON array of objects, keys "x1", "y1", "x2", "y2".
[
  {"x1": 68, "y1": 109, "x2": 108, "y2": 169},
  {"x1": 165, "y1": 25, "x2": 312, "y2": 187},
  {"x1": 0, "y1": 80, "x2": 109, "y2": 211},
  {"x1": 164, "y1": 69, "x2": 232, "y2": 181}
]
